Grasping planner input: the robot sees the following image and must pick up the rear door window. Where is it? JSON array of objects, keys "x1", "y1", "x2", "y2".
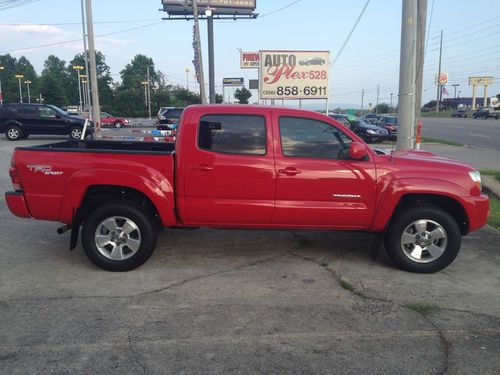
[
  {"x1": 17, "y1": 105, "x2": 39, "y2": 118},
  {"x1": 198, "y1": 114, "x2": 266, "y2": 155},
  {"x1": 279, "y1": 116, "x2": 352, "y2": 159}
]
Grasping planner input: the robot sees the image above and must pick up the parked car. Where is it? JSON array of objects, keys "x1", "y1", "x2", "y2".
[
  {"x1": 376, "y1": 115, "x2": 398, "y2": 140},
  {"x1": 100, "y1": 112, "x2": 129, "y2": 128},
  {"x1": 328, "y1": 114, "x2": 351, "y2": 127},
  {"x1": 472, "y1": 108, "x2": 499, "y2": 119},
  {"x1": 451, "y1": 109, "x2": 467, "y2": 118},
  {"x1": 298, "y1": 57, "x2": 326, "y2": 66},
  {"x1": 343, "y1": 116, "x2": 388, "y2": 143},
  {"x1": 6, "y1": 105, "x2": 489, "y2": 273},
  {"x1": 157, "y1": 107, "x2": 184, "y2": 130},
  {"x1": 363, "y1": 113, "x2": 379, "y2": 124},
  {"x1": 0, "y1": 103, "x2": 93, "y2": 141}
]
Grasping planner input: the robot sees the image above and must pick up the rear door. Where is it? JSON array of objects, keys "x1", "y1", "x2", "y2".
[
  {"x1": 180, "y1": 112, "x2": 276, "y2": 225},
  {"x1": 16, "y1": 105, "x2": 39, "y2": 133},
  {"x1": 272, "y1": 115, "x2": 377, "y2": 229}
]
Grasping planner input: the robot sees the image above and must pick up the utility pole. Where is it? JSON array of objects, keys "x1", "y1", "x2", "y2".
[
  {"x1": 414, "y1": 0, "x2": 427, "y2": 123},
  {"x1": 396, "y1": 0, "x2": 418, "y2": 150},
  {"x1": 206, "y1": 7, "x2": 216, "y2": 103},
  {"x1": 375, "y1": 84, "x2": 380, "y2": 114},
  {"x1": 81, "y1": 0, "x2": 92, "y2": 119},
  {"x1": 0, "y1": 65, "x2": 4, "y2": 105},
  {"x1": 435, "y1": 29, "x2": 443, "y2": 112},
  {"x1": 390, "y1": 93, "x2": 394, "y2": 108},
  {"x1": 192, "y1": 0, "x2": 206, "y2": 104},
  {"x1": 85, "y1": 0, "x2": 100, "y2": 131},
  {"x1": 185, "y1": 68, "x2": 190, "y2": 90},
  {"x1": 361, "y1": 89, "x2": 365, "y2": 111},
  {"x1": 146, "y1": 65, "x2": 152, "y2": 119}
]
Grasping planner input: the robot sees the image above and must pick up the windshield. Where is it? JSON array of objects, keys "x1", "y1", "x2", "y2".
[
  {"x1": 385, "y1": 116, "x2": 397, "y2": 124},
  {"x1": 48, "y1": 105, "x2": 68, "y2": 115},
  {"x1": 354, "y1": 116, "x2": 369, "y2": 125}
]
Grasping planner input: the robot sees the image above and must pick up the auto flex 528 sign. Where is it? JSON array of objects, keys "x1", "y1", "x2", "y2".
[{"x1": 259, "y1": 50, "x2": 330, "y2": 100}]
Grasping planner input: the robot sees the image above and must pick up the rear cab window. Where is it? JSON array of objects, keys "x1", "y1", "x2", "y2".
[{"x1": 198, "y1": 114, "x2": 267, "y2": 155}]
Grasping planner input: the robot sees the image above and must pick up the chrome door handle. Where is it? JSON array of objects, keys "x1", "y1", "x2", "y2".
[{"x1": 278, "y1": 167, "x2": 301, "y2": 176}]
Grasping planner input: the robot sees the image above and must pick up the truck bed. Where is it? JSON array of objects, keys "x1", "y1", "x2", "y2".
[{"x1": 16, "y1": 140, "x2": 176, "y2": 154}]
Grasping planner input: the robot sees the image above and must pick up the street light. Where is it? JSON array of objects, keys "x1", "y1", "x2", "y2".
[
  {"x1": 0, "y1": 65, "x2": 4, "y2": 105},
  {"x1": 458, "y1": 90, "x2": 461, "y2": 99},
  {"x1": 80, "y1": 74, "x2": 88, "y2": 107},
  {"x1": 185, "y1": 68, "x2": 190, "y2": 90},
  {"x1": 72, "y1": 65, "x2": 84, "y2": 110},
  {"x1": 14, "y1": 74, "x2": 24, "y2": 103},
  {"x1": 390, "y1": 93, "x2": 394, "y2": 108},
  {"x1": 24, "y1": 80, "x2": 31, "y2": 103},
  {"x1": 141, "y1": 81, "x2": 151, "y2": 118},
  {"x1": 452, "y1": 83, "x2": 460, "y2": 99}
]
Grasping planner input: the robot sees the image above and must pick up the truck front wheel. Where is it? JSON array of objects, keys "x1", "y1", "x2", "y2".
[
  {"x1": 81, "y1": 203, "x2": 158, "y2": 271},
  {"x1": 384, "y1": 205, "x2": 461, "y2": 273}
]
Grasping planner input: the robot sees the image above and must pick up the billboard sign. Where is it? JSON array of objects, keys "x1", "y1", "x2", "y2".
[
  {"x1": 223, "y1": 77, "x2": 244, "y2": 86},
  {"x1": 162, "y1": 0, "x2": 256, "y2": 15},
  {"x1": 259, "y1": 50, "x2": 330, "y2": 99},
  {"x1": 240, "y1": 51, "x2": 260, "y2": 69},
  {"x1": 469, "y1": 76, "x2": 493, "y2": 86}
]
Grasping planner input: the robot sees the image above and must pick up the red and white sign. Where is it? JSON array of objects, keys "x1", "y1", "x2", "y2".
[
  {"x1": 436, "y1": 72, "x2": 449, "y2": 85},
  {"x1": 240, "y1": 51, "x2": 260, "y2": 69}
]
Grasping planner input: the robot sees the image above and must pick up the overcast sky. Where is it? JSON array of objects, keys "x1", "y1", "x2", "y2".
[{"x1": 1, "y1": 0, "x2": 499, "y2": 108}]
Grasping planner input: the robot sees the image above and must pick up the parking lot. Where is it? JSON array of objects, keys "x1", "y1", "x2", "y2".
[{"x1": 1, "y1": 136, "x2": 499, "y2": 374}]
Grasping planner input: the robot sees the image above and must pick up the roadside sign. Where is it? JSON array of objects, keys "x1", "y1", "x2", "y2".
[
  {"x1": 345, "y1": 109, "x2": 356, "y2": 115},
  {"x1": 259, "y1": 50, "x2": 330, "y2": 100},
  {"x1": 241, "y1": 51, "x2": 260, "y2": 69},
  {"x1": 162, "y1": 0, "x2": 256, "y2": 15},
  {"x1": 223, "y1": 77, "x2": 244, "y2": 86},
  {"x1": 469, "y1": 76, "x2": 493, "y2": 86},
  {"x1": 435, "y1": 72, "x2": 448, "y2": 85},
  {"x1": 249, "y1": 79, "x2": 259, "y2": 90}
]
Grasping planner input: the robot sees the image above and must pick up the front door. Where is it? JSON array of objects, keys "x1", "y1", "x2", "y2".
[
  {"x1": 181, "y1": 113, "x2": 276, "y2": 225},
  {"x1": 273, "y1": 115, "x2": 377, "y2": 229},
  {"x1": 38, "y1": 106, "x2": 67, "y2": 134}
]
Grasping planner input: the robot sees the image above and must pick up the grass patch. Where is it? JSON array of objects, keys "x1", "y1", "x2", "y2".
[
  {"x1": 340, "y1": 280, "x2": 355, "y2": 292},
  {"x1": 406, "y1": 302, "x2": 441, "y2": 315},
  {"x1": 422, "y1": 137, "x2": 464, "y2": 146},
  {"x1": 420, "y1": 111, "x2": 454, "y2": 118},
  {"x1": 488, "y1": 197, "x2": 500, "y2": 229},
  {"x1": 480, "y1": 169, "x2": 500, "y2": 183}
]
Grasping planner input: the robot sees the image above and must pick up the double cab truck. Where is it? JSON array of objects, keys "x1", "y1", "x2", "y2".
[{"x1": 5, "y1": 105, "x2": 489, "y2": 273}]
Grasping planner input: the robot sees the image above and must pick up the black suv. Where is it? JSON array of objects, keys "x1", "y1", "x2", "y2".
[
  {"x1": 451, "y1": 109, "x2": 467, "y2": 118},
  {"x1": 0, "y1": 103, "x2": 92, "y2": 141},
  {"x1": 331, "y1": 114, "x2": 388, "y2": 143},
  {"x1": 157, "y1": 107, "x2": 184, "y2": 130}
]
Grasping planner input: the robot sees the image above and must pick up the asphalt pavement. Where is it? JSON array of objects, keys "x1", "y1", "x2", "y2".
[
  {"x1": 421, "y1": 117, "x2": 500, "y2": 151},
  {"x1": 0, "y1": 136, "x2": 499, "y2": 374}
]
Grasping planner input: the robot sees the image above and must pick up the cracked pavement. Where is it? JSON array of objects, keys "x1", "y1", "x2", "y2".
[{"x1": 1, "y1": 138, "x2": 500, "y2": 374}]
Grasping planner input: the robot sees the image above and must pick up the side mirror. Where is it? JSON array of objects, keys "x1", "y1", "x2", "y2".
[{"x1": 349, "y1": 141, "x2": 368, "y2": 160}]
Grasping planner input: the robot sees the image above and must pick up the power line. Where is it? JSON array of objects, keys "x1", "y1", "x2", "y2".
[
  {"x1": 259, "y1": 0, "x2": 303, "y2": 18},
  {"x1": 0, "y1": 21, "x2": 164, "y2": 54},
  {"x1": 331, "y1": 0, "x2": 371, "y2": 67},
  {"x1": 0, "y1": 0, "x2": 38, "y2": 11},
  {"x1": 0, "y1": 18, "x2": 160, "y2": 26}
]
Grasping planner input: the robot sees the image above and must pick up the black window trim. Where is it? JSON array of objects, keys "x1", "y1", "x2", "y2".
[
  {"x1": 196, "y1": 113, "x2": 268, "y2": 156},
  {"x1": 278, "y1": 115, "x2": 353, "y2": 160}
]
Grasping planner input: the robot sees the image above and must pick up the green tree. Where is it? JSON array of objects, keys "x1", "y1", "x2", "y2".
[
  {"x1": 67, "y1": 51, "x2": 114, "y2": 110},
  {"x1": 215, "y1": 93, "x2": 223, "y2": 104},
  {"x1": 374, "y1": 102, "x2": 389, "y2": 114},
  {"x1": 234, "y1": 87, "x2": 252, "y2": 104},
  {"x1": 0, "y1": 54, "x2": 20, "y2": 103},
  {"x1": 170, "y1": 85, "x2": 200, "y2": 106},
  {"x1": 39, "y1": 74, "x2": 67, "y2": 106}
]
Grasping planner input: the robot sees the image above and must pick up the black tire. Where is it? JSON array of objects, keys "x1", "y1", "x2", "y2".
[
  {"x1": 473, "y1": 115, "x2": 477, "y2": 119},
  {"x1": 384, "y1": 204, "x2": 461, "y2": 273},
  {"x1": 20, "y1": 133, "x2": 30, "y2": 139},
  {"x1": 69, "y1": 126, "x2": 83, "y2": 139},
  {"x1": 484, "y1": 115, "x2": 488, "y2": 119},
  {"x1": 81, "y1": 203, "x2": 158, "y2": 271},
  {"x1": 5, "y1": 125, "x2": 23, "y2": 141}
]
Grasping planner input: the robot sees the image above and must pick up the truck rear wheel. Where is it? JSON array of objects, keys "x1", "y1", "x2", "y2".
[
  {"x1": 81, "y1": 203, "x2": 157, "y2": 271},
  {"x1": 384, "y1": 205, "x2": 461, "y2": 273}
]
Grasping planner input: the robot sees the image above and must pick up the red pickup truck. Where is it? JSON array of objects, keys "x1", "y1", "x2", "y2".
[{"x1": 5, "y1": 105, "x2": 489, "y2": 273}]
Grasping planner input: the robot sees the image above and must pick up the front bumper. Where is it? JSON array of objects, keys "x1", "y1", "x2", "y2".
[
  {"x1": 5, "y1": 191, "x2": 31, "y2": 218},
  {"x1": 464, "y1": 194, "x2": 490, "y2": 233}
]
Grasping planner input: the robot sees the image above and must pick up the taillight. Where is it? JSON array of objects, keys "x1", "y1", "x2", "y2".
[{"x1": 9, "y1": 155, "x2": 22, "y2": 191}]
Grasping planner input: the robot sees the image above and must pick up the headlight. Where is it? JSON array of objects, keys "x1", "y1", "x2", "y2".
[
  {"x1": 159, "y1": 115, "x2": 166, "y2": 120},
  {"x1": 124, "y1": 119, "x2": 129, "y2": 124},
  {"x1": 367, "y1": 129, "x2": 376, "y2": 134},
  {"x1": 468, "y1": 170, "x2": 482, "y2": 190}
]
